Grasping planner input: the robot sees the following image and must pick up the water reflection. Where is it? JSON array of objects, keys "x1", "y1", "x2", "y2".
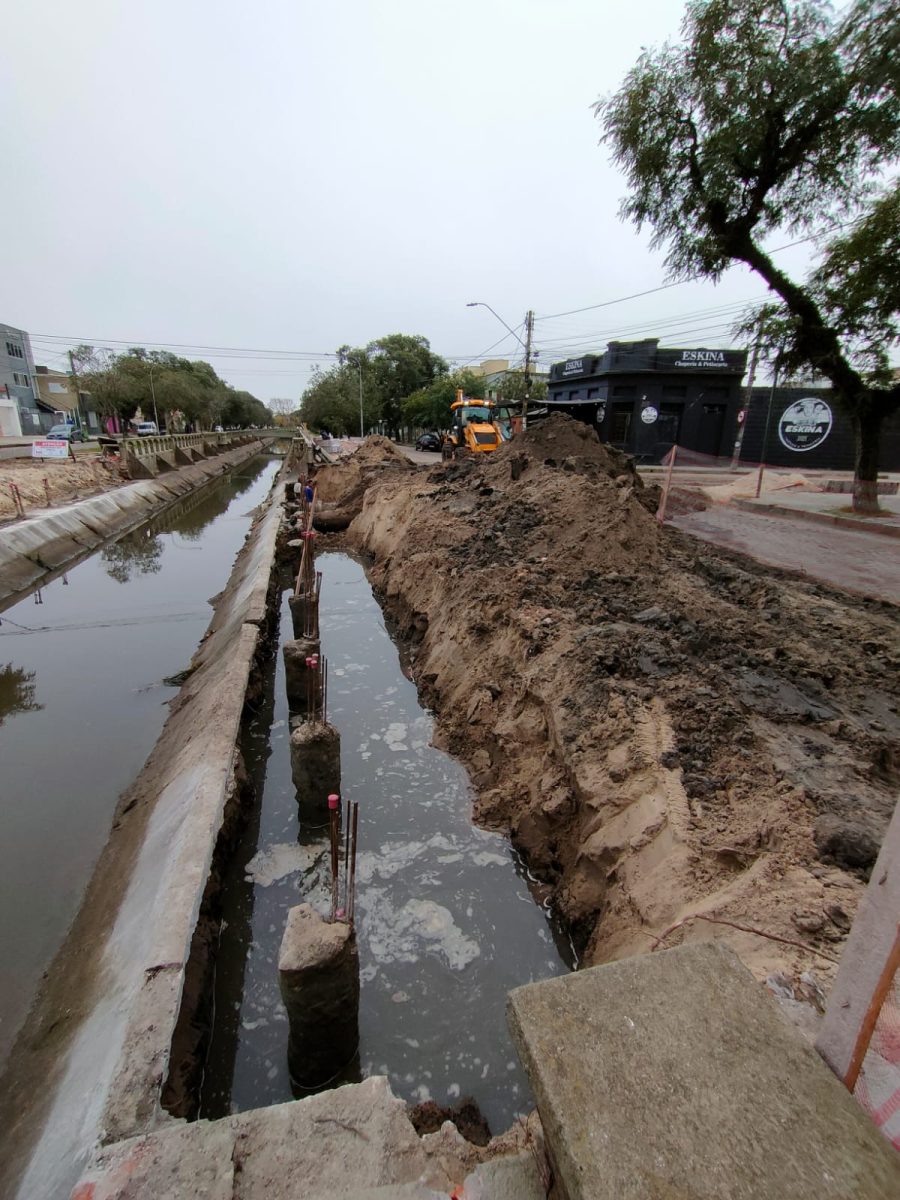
[
  {"x1": 0, "y1": 663, "x2": 42, "y2": 726},
  {"x1": 101, "y1": 530, "x2": 164, "y2": 584}
]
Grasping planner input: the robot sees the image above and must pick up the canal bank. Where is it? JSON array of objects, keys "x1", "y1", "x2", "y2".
[
  {"x1": 0, "y1": 460, "x2": 285, "y2": 1199},
  {"x1": 0, "y1": 456, "x2": 280, "y2": 1073},
  {"x1": 0, "y1": 437, "x2": 264, "y2": 610}
]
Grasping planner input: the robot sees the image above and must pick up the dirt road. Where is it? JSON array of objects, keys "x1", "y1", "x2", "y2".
[{"x1": 671, "y1": 507, "x2": 900, "y2": 604}]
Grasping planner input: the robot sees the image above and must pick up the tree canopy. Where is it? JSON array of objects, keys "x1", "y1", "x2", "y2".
[
  {"x1": 597, "y1": 0, "x2": 900, "y2": 511},
  {"x1": 299, "y1": 334, "x2": 448, "y2": 436},
  {"x1": 72, "y1": 346, "x2": 272, "y2": 430}
]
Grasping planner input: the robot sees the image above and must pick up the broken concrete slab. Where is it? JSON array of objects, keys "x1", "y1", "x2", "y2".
[
  {"x1": 73, "y1": 1076, "x2": 454, "y2": 1199},
  {"x1": 508, "y1": 942, "x2": 900, "y2": 1200}
]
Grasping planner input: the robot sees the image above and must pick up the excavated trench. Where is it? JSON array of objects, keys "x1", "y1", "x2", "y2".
[{"x1": 191, "y1": 550, "x2": 571, "y2": 1132}]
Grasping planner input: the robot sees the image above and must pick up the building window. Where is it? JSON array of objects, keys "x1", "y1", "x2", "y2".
[
  {"x1": 568, "y1": 390, "x2": 581, "y2": 401},
  {"x1": 6, "y1": 341, "x2": 25, "y2": 359},
  {"x1": 612, "y1": 384, "x2": 635, "y2": 397},
  {"x1": 552, "y1": 392, "x2": 564, "y2": 402},
  {"x1": 587, "y1": 387, "x2": 599, "y2": 399},
  {"x1": 13, "y1": 372, "x2": 30, "y2": 387}
]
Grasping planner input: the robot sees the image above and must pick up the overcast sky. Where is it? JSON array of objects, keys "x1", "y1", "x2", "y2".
[{"x1": 4, "y1": 0, "x2": 818, "y2": 401}]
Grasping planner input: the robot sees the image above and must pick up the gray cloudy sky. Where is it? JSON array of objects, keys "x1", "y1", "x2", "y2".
[{"x1": 4, "y1": 0, "x2": 815, "y2": 401}]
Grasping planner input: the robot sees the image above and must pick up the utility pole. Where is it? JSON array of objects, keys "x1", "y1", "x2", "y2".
[
  {"x1": 731, "y1": 329, "x2": 761, "y2": 469},
  {"x1": 521, "y1": 309, "x2": 534, "y2": 431},
  {"x1": 67, "y1": 350, "x2": 88, "y2": 437},
  {"x1": 357, "y1": 359, "x2": 364, "y2": 439}
]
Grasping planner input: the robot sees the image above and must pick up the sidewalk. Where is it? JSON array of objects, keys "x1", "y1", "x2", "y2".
[{"x1": 731, "y1": 489, "x2": 900, "y2": 540}]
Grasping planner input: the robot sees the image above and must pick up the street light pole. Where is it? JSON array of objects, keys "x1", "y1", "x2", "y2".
[
  {"x1": 357, "y1": 359, "x2": 364, "y2": 439},
  {"x1": 148, "y1": 364, "x2": 161, "y2": 432},
  {"x1": 466, "y1": 301, "x2": 534, "y2": 431}
]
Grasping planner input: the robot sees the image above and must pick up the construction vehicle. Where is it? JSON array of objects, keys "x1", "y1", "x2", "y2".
[{"x1": 441, "y1": 391, "x2": 511, "y2": 459}]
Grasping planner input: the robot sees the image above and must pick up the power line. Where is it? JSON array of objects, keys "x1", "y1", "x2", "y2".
[{"x1": 534, "y1": 220, "x2": 863, "y2": 323}]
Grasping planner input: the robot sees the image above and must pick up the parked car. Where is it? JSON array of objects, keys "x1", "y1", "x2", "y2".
[
  {"x1": 46, "y1": 423, "x2": 84, "y2": 443},
  {"x1": 415, "y1": 431, "x2": 442, "y2": 452},
  {"x1": 134, "y1": 421, "x2": 159, "y2": 437}
]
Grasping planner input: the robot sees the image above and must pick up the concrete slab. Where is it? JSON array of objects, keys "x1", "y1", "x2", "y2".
[
  {"x1": 508, "y1": 942, "x2": 900, "y2": 1200},
  {"x1": 73, "y1": 1077, "x2": 454, "y2": 1199}
]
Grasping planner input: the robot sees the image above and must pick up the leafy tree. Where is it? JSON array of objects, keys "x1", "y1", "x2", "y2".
[
  {"x1": 72, "y1": 347, "x2": 272, "y2": 432},
  {"x1": 403, "y1": 368, "x2": 486, "y2": 430},
  {"x1": 597, "y1": 0, "x2": 900, "y2": 512},
  {"x1": 491, "y1": 370, "x2": 548, "y2": 409},
  {"x1": 300, "y1": 334, "x2": 448, "y2": 437}
]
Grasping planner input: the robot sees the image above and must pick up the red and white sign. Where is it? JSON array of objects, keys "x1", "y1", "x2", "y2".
[{"x1": 31, "y1": 440, "x2": 69, "y2": 459}]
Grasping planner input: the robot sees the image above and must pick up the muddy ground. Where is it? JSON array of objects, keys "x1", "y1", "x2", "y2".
[
  {"x1": 315, "y1": 417, "x2": 899, "y2": 987},
  {"x1": 0, "y1": 455, "x2": 122, "y2": 523}
]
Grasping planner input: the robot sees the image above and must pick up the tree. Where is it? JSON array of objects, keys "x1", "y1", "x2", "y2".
[
  {"x1": 300, "y1": 334, "x2": 448, "y2": 437},
  {"x1": 72, "y1": 347, "x2": 271, "y2": 432},
  {"x1": 403, "y1": 368, "x2": 486, "y2": 430},
  {"x1": 597, "y1": 0, "x2": 900, "y2": 512},
  {"x1": 493, "y1": 370, "x2": 548, "y2": 409}
]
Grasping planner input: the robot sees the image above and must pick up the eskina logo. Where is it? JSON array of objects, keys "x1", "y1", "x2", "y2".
[
  {"x1": 675, "y1": 350, "x2": 727, "y2": 367},
  {"x1": 777, "y1": 398, "x2": 833, "y2": 452},
  {"x1": 563, "y1": 358, "x2": 583, "y2": 376}
]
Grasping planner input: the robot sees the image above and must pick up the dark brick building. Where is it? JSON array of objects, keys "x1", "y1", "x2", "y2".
[{"x1": 546, "y1": 338, "x2": 747, "y2": 463}]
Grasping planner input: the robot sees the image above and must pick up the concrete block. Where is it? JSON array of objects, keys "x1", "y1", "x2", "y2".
[
  {"x1": 288, "y1": 590, "x2": 317, "y2": 639},
  {"x1": 283, "y1": 636, "x2": 321, "y2": 708},
  {"x1": 279, "y1": 904, "x2": 360, "y2": 1090},
  {"x1": 508, "y1": 942, "x2": 900, "y2": 1200},
  {"x1": 460, "y1": 1152, "x2": 547, "y2": 1200},
  {"x1": 290, "y1": 721, "x2": 341, "y2": 814},
  {"x1": 74, "y1": 1077, "x2": 454, "y2": 1199}
]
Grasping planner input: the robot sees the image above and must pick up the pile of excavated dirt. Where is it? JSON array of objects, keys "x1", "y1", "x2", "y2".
[
  {"x1": 310, "y1": 436, "x2": 414, "y2": 530},
  {"x1": 0, "y1": 456, "x2": 122, "y2": 523},
  {"x1": 340, "y1": 415, "x2": 898, "y2": 985}
]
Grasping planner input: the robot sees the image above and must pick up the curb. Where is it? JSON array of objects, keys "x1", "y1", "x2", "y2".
[{"x1": 730, "y1": 497, "x2": 900, "y2": 540}]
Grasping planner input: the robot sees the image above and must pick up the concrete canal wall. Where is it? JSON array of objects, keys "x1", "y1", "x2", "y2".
[
  {"x1": 0, "y1": 470, "x2": 284, "y2": 1200},
  {"x1": 0, "y1": 438, "x2": 264, "y2": 610}
]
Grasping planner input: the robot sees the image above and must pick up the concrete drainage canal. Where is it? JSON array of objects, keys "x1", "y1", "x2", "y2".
[{"x1": 195, "y1": 548, "x2": 570, "y2": 1133}]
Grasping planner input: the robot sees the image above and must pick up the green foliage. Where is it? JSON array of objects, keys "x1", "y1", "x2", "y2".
[
  {"x1": 300, "y1": 334, "x2": 448, "y2": 436},
  {"x1": 492, "y1": 370, "x2": 548, "y2": 408},
  {"x1": 597, "y1": 0, "x2": 900, "y2": 509},
  {"x1": 72, "y1": 346, "x2": 271, "y2": 429},
  {"x1": 403, "y1": 369, "x2": 486, "y2": 430}
]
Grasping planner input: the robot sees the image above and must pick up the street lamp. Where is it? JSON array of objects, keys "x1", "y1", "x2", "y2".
[
  {"x1": 356, "y1": 359, "x2": 364, "y2": 439},
  {"x1": 466, "y1": 301, "x2": 535, "y2": 431},
  {"x1": 147, "y1": 364, "x2": 161, "y2": 432},
  {"x1": 465, "y1": 302, "x2": 529, "y2": 352}
]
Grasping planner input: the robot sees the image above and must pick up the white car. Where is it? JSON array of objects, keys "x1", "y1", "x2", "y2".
[{"x1": 134, "y1": 421, "x2": 159, "y2": 437}]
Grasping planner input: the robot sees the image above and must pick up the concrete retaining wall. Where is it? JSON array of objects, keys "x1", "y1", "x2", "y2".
[
  {"x1": 0, "y1": 439, "x2": 265, "y2": 610},
  {"x1": 0, "y1": 471, "x2": 285, "y2": 1200}
]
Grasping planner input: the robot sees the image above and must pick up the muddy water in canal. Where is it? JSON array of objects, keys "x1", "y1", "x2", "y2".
[
  {"x1": 0, "y1": 456, "x2": 279, "y2": 1067},
  {"x1": 201, "y1": 553, "x2": 567, "y2": 1131}
]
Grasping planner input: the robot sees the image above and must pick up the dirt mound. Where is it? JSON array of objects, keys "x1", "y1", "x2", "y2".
[
  {"x1": 0, "y1": 457, "x2": 122, "y2": 524},
  {"x1": 310, "y1": 435, "x2": 414, "y2": 529},
  {"x1": 345, "y1": 414, "x2": 899, "y2": 985}
]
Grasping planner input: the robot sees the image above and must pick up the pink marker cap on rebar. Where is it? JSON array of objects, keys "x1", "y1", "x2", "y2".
[
  {"x1": 306, "y1": 656, "x2": 313, "y2": 667},
  {"x1": 328, "y1": 793, "x2": 340, "y2": 810}
]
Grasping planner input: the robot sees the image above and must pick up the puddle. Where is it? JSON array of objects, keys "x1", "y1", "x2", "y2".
[
  {"x1": 0, "y1": 456, "x2": 279, "y2": 1069},
  {"x1": 201, "y1": 553, "x2": 567, "y2": 1130}
]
